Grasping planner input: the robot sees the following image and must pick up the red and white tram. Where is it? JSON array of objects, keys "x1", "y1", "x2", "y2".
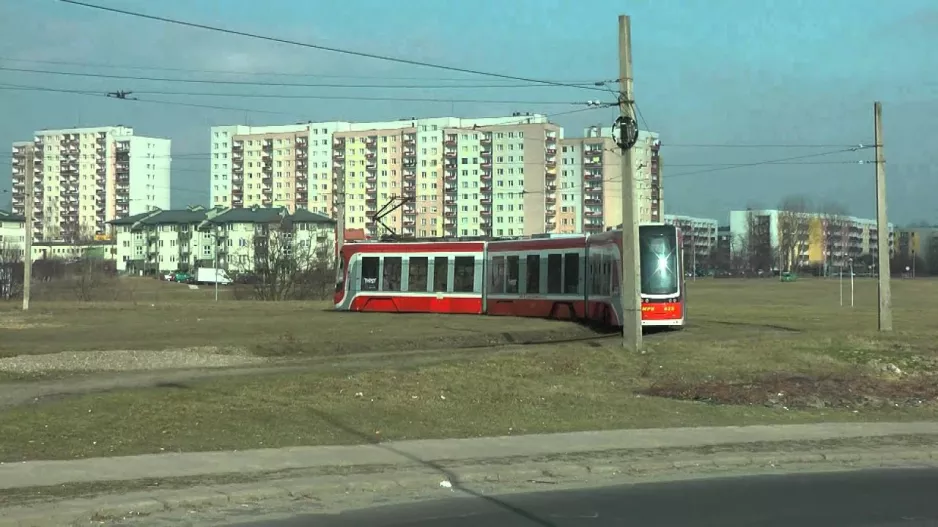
[{"x1": 333, "y1": 224, "x2": 686, "y2": 328}]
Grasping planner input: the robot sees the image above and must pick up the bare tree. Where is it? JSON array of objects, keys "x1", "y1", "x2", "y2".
[
  {"x1": 776, "y1": 195, "x2": 812, "y2": 272},
  {"x1": 741, "y1": 209, "x2": 774, "y2": 274},
  {"x1": 0, "y1": 241, "x2": 23, "y2": 300},
  {"x1": 238, "y1": 219, "x2": 335, "y2": 301},
  {"x1": 818, "y1": 201, "x2": 850, "y2": 276},
  {"x1": 62, "y1": 227, "x2": 116, "y2": 301}
]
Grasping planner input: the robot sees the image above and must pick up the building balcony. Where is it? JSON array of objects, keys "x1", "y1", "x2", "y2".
[
  {"x1": 444, "y1": 150, "x2": 457, "y2": 158},
  {"x1": 481, "y1": 197, "x2": 491, "y2": 205},
  {"x1": 546, "y1": 147, "x2": 557, "y2": 156},
  {"x1": 444, "y1": 186, "x2": 457, "y2": 194},
  {"x1": 480, "y1": 150, "x2": 492, "y2": 158},
  {"x1": 403, "y1": 136, "x2": 416, "y2": 147},
  {"x1": 480, "y1": 136, "x2": 492, "y2": 146},
  {"x1": 481, "y1": 162, "x2": 492, "y2": 170},
  {"x1": 365, "y1": 138, "x2": 377, "y2": 148},
  {"x1": 481, "y1": 209, "x2": 491, "y2": 216},
  {"x1": 481, "y1": 185, "x2": 492, "y2": 193},
  {"x1": 546, "y1": 196, "x2": 556, "y2": 205},
  {"x1": 584, "y1": 173, "x2": 603, "y2": 181},
  {"x1": 403, "y1": 172, "x2": 416, "y2": 181},
  {"x1": 545, "y1": 209, "x2": 556, "y2": 216},
  {"x1": 444, "y1": 137, "x2": 457, "y2": 147}
]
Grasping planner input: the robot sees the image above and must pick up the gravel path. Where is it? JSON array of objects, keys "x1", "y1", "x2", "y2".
[{"x1": 0, "y1": 348, "x2": 266, "y2": 374}]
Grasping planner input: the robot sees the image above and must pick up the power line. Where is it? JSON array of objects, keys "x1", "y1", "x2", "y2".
[
  {"x1": 664, "y1": 147, "x2": 873, "y2": 179},
  {"x1": 0, "y1": 57, "x2": 609, "y2": 84},
  {"x1": 664, "y1": 143, "x2": 870, "y2": 148},
  {"x1": 123, "y1": 89, "x2": 595, "y2": 106},
  {"x1": 0, "y1": 83, "x2": 292, "y2": 115},
  {"x1": 0, "y1": 66, "x2": 603, "y2": 90},
  {"x1": 57, "y1": 0, "x2": 611, "y2": 93},
  {"x1": 0, "y1": 81, "x2": 595, "y2": 106},
  {"x1": 663, "y1": 160, "x2": 875, "y2": 167}
]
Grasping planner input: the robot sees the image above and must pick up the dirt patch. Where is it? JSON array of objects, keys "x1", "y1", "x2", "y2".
[
  {"x1": 0, "y1": 347, "x2": 265, "y2": 374},
  {"x1": 642, "y1": 372, "x2": 938, "y2": 410}
]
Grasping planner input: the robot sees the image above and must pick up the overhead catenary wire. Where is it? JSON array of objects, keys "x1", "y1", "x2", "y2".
[
  {"x1": 57, "y1": 0, "x2": 611, "y2": 93},
  {"x1": 665, "y1": 147, "x2": 874, "y2": 179},
  {"x1": 0, "y1": 56, "x2": 608, "y2": 84},
  {"x1": 0, "y1": 66, "x2": 606, "y2": 90},
  {"x1": 0, "y1": 82, "x2": 597, "y2": 107},
  {"x1": 0, "y1": 83, "x2": 291, "y2": 115}
]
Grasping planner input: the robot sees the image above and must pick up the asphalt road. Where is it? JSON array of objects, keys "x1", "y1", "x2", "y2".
[{"x1": 229, "y1": 468, "x2": 938, "y2": 527}]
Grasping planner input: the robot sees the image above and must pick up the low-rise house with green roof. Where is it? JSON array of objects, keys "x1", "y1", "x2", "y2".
[{"x1": 110, "y1": 205, "x2": 336, "y2": 274}]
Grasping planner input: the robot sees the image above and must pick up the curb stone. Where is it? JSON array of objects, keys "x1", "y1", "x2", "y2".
[{"x1": 3, "y1": 446, "x2": 938, "y2": 527}]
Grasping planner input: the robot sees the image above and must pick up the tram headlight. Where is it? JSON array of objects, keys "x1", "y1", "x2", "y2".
[{"x1": 657, "y1": 256, "x2": 669, "y2": 273}]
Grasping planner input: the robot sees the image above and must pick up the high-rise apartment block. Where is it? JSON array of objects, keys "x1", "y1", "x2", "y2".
[
  {"x1": 559, "y1": 127, "x2": 662, "y2": 234},
  {"x1": 210, "y1": 117, "x2": 662, "y2": 239},
  {"x1": 10, "y1": 126, "x2": 170, "y2": 241}
]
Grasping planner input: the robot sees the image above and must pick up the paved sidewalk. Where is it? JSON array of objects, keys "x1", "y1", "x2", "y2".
[{"x1": 3, "y1": 421, "x2": 938, "y2": 490}]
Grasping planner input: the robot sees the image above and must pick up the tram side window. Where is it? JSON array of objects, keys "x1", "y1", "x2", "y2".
[
  {"x1": 407, "y1": 256, "x2": 428, "y2": 292},
  {"x1": 489, "y1": 256, "x2": 505, "y2": 294},
  {"x1": 433, "y1": 256, "x2": 449, "y2": 292},
  {"x1": 525, "y1": 254, "x2": 541, "y2": 294},
  {"x1": 601, "y1": 260, "x2": 612, "y2": 296},
  {"x1": 453, "y1": 256, "x2": 475, "y2": 293},
  {"x1": 546, "y1": 254, "x2": 563, "y2": 294},
  {"x1": 589, "y1": 254, "x2": 602, "y2": 295},
  {"x1": 361, "y1": 256, "x2": 380, "y2": 291},
  {"x1": 382, "y1": 257, "x2": 402, "y2": 291},
  {"x1": 506, "y1": 255, "x2": 520, "y2": 293},
  {"x1": 564, "y1": 253, "x2": 580, "y2": 294}
]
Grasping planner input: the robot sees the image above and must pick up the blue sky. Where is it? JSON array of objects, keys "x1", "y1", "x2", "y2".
[{"x1": 1, "y1": 0, "x2": 936, "y2": 224}]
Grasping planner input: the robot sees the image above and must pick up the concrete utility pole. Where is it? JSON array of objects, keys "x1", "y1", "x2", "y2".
[
  {"x1": 873, "y1": 102, "x2": 892, "y2": 331},
  {"x1": 22, "y1": 156, "x2": 34, "y2": 311},
  {"x1": 618, "y1": 14, "x2": 642, "y2": 351}
]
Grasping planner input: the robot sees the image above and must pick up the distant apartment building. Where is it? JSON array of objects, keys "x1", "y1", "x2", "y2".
[
  {"x1": 9, "y1": 126, "x2": 171, "y2": 242},
  {"x1": 110, "y1": 205, "x2": 335, "y2": 274},
  {"x1": 895, "y1": 227, "x2": 938, "y2": 260},
  {"x1": 210, "y1": 115, "x2": 563, "y2": 239},
  {"x1": 664, "y1": 214, "x2": 719, "y2": 269},
  {"x1": 558, "y1": 126, "x2": 662, "y2": 234},
  {"x1": 728, "y1": 209, "x2": 895, "y2": 271},
  {"x1": 0, "y1": 209, "x2": 25, "y2": 256}
]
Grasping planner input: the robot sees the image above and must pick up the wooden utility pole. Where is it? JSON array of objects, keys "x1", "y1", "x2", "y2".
[
  {"x1": 618, "y1": 14, "x2": 642, "y2": 351},
  {"x1": 873, "y1": 102, "x2": 892, "y2": 331},
  {"x1": 22, "y1": 154, "x2": 34, "y2": 311}
]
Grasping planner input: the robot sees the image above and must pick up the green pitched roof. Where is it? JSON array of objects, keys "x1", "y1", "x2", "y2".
[
  {"x1": 0, "y1": 209, "x2": 25, "y2": 222},
  {"x1": 109, "y1": 206, "x2": 335, "y2": 228}
]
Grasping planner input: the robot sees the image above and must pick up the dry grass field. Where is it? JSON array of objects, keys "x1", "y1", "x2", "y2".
[{"x1": 0, "y1": 276, "x2": 936, "y2": 462}]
